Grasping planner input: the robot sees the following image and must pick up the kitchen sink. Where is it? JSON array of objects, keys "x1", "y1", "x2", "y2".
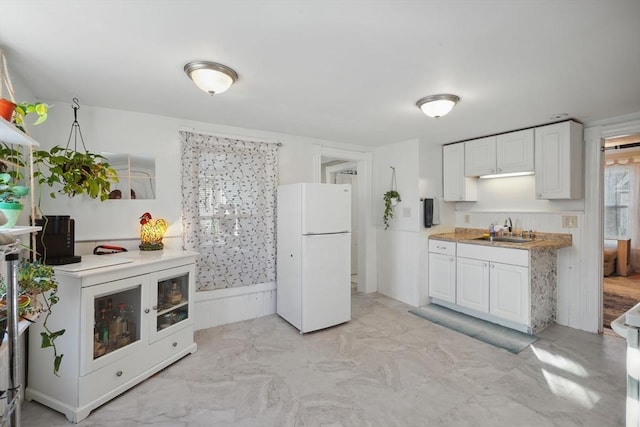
[{"x1": 475, "y1": 236, "x2": 535, "y2": 244}]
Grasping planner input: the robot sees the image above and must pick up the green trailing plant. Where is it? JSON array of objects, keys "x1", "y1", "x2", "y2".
[
  {"x1": 0, "y1": 260, "x2": 64, "y2": 375},
  {"x1": 32, "y1": 146, "x2": 118, "y2": 201},
  {"x1": 383, "y1": 190, "x2": 401, "y2": 230},
  {"x1": 0, "y1": 143, "x2": 28, "y2": 203},
  {"x1": 12, "y1": 102, "x2": 50, "y2": 131}
]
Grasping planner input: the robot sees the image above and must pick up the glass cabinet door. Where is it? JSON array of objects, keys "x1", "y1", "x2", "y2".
[
  {"x1": 149, "y1": 264, "x2": 194, "y2": 342},
  {"x1": 81, "y1": 276, "x2": 146, "y2": 375}
]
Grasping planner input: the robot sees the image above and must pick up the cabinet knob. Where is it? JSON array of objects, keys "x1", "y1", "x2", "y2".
[
  {"x1": 172, "y1": 342, "x2": 178, "y2": 347},
  {"x1": 116, "y1": 371, "x2": 123, "y2": 377},
  {"x1": 152, "y1": 305, "x2": 158, "y2": 311},
  {"x1": 497, "y1": 168, "x2": 502, "y2": 172},
  {"x1": 144, "y1": 308, "x2": 150, "y2": 314},
  {"x1": 491, "y1": 264, "x2": 495, "y2": 269},
  {"x1": 536, "y1": 193, "x2": 542, "y2": 198},
  {"x1": 482, "y1": 263, "x2": 487, "y2": 267},
  {"x1": 491, "y1": 169, "x2": 495, "y2": 173},
  {"x1": 449, "y1": 257, "x2": 454, "y2": 261}
]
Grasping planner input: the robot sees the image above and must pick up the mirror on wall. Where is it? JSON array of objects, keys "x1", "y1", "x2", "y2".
[{"x1": 102, "y1": 153, "x2": 156, "y2": 200}]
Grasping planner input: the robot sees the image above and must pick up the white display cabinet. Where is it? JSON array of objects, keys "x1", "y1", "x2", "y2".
[{"x1": 25, "y1": 250, "x2": 197, "y2": 423}]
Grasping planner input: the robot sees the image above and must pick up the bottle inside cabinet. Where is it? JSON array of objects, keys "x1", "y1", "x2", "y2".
[
  {"x1": 156, "y1": 273, "x2": 189, "y2": 331},
  {"x1": 93, "y1": 287, "x2": 141, "y2": 359}
]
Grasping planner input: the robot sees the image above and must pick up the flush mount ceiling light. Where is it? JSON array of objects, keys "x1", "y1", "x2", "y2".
[
  {"x1": 184, "y1": 61, "x2": 238, "y2": 95},
  {"x1": 416, "y1": 94, "x2": 460, "y2": 118}
]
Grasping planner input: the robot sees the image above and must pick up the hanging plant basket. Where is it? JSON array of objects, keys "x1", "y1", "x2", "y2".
[{"x1": 383, "y1": 167, "x2": 401, "y2": 230}]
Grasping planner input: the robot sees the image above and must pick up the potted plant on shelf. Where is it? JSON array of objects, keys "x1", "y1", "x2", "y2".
[
  {"x1": 0, "y1": 259, "x2": 64, "y2": 375},
  {"x1": 0, "y1": 98, "x2": 16, "y2": 121},
  {"x1": 0, "y1": 143, "x2": 29, "y2": 228},
  {"x1": 12, "y1": 102, "x2": 50, "y2": 131}
]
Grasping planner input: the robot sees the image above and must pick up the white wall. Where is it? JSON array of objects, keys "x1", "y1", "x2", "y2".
[
  {"x1": 27, "y1": 103, "x2": 362, "y2": 241},
  {"x1": 454, "y1": 175, "x2": 584, "y2": 213},
  {"x1": 374, "y1": 138, "x2": 453, "y2": 307},
  {"x1": 25, "y1": 102, "x2": 370, "y2": 330}
]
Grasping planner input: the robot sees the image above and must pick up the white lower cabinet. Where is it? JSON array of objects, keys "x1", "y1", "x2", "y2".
[
  {"x1": 489, "y1": 262, "x2": 528, "y2": 324},
  {"x1": 430, "y1": 240, "x2": 533, "y2": 331},
  {"x1": 25, "y1": 250, "x2": 198, "y2": 423},
  {"x1": 428, "y1": 240, "x2": 456, "y2": 303},
  {"x1": 456, "y1": 257, "x2": 490, "y2": 313}
]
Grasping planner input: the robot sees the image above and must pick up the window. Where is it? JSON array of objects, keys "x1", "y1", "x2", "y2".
[
  {"x1": 180, "y1": 132, "x2": 279, "y2": 291},
  {"x1": 604, "y1": 165, "x2": 630, "y2": 238}
]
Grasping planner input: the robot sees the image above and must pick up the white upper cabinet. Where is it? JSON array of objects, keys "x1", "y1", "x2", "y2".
[
  {"x1": 464, "y1": 129, "x2": 534, "y2": 177},
  {"x1": 534, "y1": 121, "x2": 583, "y2": 199},
  {"x1": 496, "y1": 129, "x2": 534, "y2": 174},
  {"x1": 443, "y1": 143, "x2": 477, "y2": 202},
  {"x1": 464, "y1": 136, "x2": 496, "y2": 176}
]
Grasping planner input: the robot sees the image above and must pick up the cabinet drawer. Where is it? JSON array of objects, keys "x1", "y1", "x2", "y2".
[
  {"x1": 428, "y1": 239, "x2": 456, "y2": 256},
  {"x1": 79, "y1": 351, "x2": 147, "y2": 406},
  {"x1": 457, "y1": 243, "x2": 528, "y2": 267},
  {"x1": 147, "y1": 326, "x2": 195, "y2": 367}
]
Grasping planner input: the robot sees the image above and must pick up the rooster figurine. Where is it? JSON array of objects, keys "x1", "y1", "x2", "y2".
[{"x1": 139, "y1": 212, "x2": 168, "y2": 251}]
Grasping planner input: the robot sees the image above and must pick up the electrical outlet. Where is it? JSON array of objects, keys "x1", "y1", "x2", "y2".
[
  {"x1": 464, "y1": 214, "x2": 470, "y2": 224},
  {"x1": 562, "y1": 215, "x2": 578, "y2": 228}
]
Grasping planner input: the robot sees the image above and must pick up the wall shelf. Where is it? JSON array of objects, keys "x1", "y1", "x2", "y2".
[
  {"x1": 0, "y1": 117, "x2": 39, "y2": 147},
  {"x1": 0, "y1": 226, "x2": 41, "y2": 236}
]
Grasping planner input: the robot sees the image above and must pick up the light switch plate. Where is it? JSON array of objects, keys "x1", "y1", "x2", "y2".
[
  {"x1": 562, "y1": 215, "x2": 578, "y2": 228},
  {"x1": 403, "y1": 207, "x2": 411, "y2": 218}
]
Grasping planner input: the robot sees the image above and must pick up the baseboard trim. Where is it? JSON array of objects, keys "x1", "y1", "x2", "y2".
[{"x1": 194, "y1": 282, "x2": 277, "y2": 330}]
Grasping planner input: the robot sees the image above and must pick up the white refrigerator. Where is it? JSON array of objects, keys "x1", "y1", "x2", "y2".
[{"x1": 277, "y1": 183, "x2": 351, "y2": 333}]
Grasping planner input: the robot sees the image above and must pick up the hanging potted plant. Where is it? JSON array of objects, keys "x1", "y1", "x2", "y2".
[
  {"x1": 31, "y1": 99, "x2": 118, "y2": 203},
  {"x1": 382, "y1": 167, "x2": 401, "y2": 230},
  {"x1": 32, "y1": 146, "x2": 118, "y2": 201},
  {"x1": 383, "y1": 190, "x2": 401, "y2": 230}
]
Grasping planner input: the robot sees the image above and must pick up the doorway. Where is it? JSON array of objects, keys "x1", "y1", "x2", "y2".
[
  {"x1": 602, "y1": 133, "x2": 640, "y2": 332},
  {"x1": 322, "y1": 161, "x2": 359, "y2": 288},
  {"x1": 314, "y1": 146, "x2": 375, "y2": 294}
]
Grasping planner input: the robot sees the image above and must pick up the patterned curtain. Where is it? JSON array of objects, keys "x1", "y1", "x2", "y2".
[{"x1": 180, "y1": 131, "x2": 279, "y2": 291}]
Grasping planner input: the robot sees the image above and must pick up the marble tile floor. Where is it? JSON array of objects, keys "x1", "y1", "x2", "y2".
[{"x1": 22, "y1": 292, "x2": 627, "y2": 426}]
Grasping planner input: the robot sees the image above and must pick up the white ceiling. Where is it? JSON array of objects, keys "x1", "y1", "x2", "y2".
[{"x1": 1, "y1": 1, "x2": 639, "y2": 147}]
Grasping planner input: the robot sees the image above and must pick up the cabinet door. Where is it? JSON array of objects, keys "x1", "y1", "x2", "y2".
[
  {"x1": 456, "y1": 257, "x2": 489, "y2": 313},
  {"x1": 496, "y1": 129, "x2": 534, "y2": 174},
  {"x1": 148, "y1": 263, "x2": 195, "y2": 343},
  {"x1": 534, "y1": 121, "x2": 583, "y2": 199},
  {"x1": 81, "y1": 276, "x2": 147, "y2": 375},
  {"x1": 428, "y1": 253, "x2": 456, "y2": 303},
  {"x1": 443, "y1": 144, "x2": 477, "y2": 201},
  {"x1": 489, "y1": 262, "x2": 529, "y2": 324},
  {"x1": 464, "y1": 136, "x2": 496, "y2": 176}
]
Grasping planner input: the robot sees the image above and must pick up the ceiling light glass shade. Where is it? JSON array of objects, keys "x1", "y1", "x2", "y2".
[
  {"x1": 184, "y1": 61, "x2": 238, "y2": 95},
  {"x1": 416, "y1": 94, "x2": 460, "y2": 118}
]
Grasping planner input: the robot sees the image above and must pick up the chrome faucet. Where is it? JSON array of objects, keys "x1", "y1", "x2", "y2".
[{"x1": 504, "y1": 217, "x2": 513, "y2": 234}]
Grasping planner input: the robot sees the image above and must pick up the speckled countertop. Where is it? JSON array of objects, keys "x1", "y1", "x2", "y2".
[{"x1": 430, "y1": 227, "x2": 572, "y2": 250}]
